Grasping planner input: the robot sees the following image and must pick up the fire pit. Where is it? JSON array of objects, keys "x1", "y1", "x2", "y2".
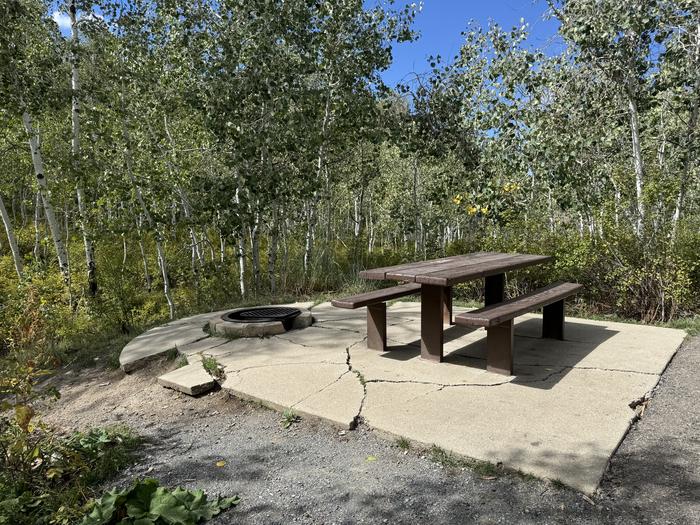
[{"x1": 210, "y1": 305, "x2": 313, "y2": 338}]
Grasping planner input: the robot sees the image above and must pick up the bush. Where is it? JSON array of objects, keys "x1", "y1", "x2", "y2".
[{"x1": 0, "y1": 346, "x2": 140, "y2": 524}]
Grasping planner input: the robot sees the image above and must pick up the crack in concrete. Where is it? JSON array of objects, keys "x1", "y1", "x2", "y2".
[
  {"x1": 290, "y1": 369, "x2": 351, "y2": 409},
  {"x1": 312, "y1": 323, "x2": 365, "y2": 336},
  {"x1": 361, "y1": 366, "x2": 570, "y2": 390},
  {"x1": 345, "y1": 339, "x2": 368, "y2": 430}
]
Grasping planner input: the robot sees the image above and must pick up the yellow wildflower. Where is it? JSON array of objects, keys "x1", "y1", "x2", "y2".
[{"x1": 467, "y1": 205, "x2": 478, "y2": 215}]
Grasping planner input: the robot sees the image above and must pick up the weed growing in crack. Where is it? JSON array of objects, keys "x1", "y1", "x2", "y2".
[
  {"x1": 281, "y1": 409, "x2": 301, "y2": 429},
  {"x1": 429, "y1": 445, "x2": 501, "y2": 477},
  {"x1": 354, "y1": 370, "x2": 366, "y2": 386},
  {"x1": 175, "y1": 355, "x2": 189, "y2": 368},
  {"x1": 516, "y1": 470, "x2": 539, "y2": 482},
  {"x1": 202, "y1": 355, "x2": 225, "y2": 380},
  {"x1": 550, "y1": 478, "x2": 567, "y2": 489},
  {"x1": 396, "y1": 437, "x2": 411, "y2": 450}
]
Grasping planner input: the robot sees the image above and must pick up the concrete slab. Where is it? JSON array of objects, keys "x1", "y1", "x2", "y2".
[
  {"x1": 221, "y1": 362, "x2": 360, "y2": 428},
  {"x1": 120, "y1": 324, "x2": 208, "y2": 372},
  {"x1": 362, "y1": 366, "x2": 657, "y2": 494},
  {"x1": 157, "y1": 363, "x2": 216, "y2": 395},
  {"x1": 177, "y1": 337, "x2": 230, "y2": 355},
  {"x1": 126, "y1": 301, "x2": 686, "y2": 493}
]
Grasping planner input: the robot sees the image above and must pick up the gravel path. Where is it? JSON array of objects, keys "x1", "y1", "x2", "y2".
[{"x1": 44, "y1": 336, "x2": 699, "y2": 524}]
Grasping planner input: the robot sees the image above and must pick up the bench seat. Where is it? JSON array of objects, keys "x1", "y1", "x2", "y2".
[
  {"x1": 455, "y1": 282, "x2": 582, "y2": 375},
  {"x1": 331, "y1": 283, "x2": 421, "y2": 351},
  {"x1": 331, "y1": 283, "x2": 421, "y2": 309}
]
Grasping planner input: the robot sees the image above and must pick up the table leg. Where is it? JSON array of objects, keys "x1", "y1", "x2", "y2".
[
  {"x1": 485, "y1": 273, "x2": 505, "y2": 306},
  {"x1": 367, "y1": 303, "x2": 387, "y2": 351},
  {"x1": 486, "y1": 319, "x2": 514, "y2": 375},
  {"x1": 421, "y1": 284, "x2": 444, "y2": 362},
  {"x1": 442, "y1": 286, "x2": 453, "y2": 325},
  {"x1": 542, "y1": 300, "x2": 565, "y2": 340}
]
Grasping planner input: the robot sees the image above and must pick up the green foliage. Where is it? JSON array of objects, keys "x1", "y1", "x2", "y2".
[
  {"x1": 200, "y1": 356, "x2": 223, "y2": 380},
  {"x1": 80, "y1": 478, "x2": 239, "y2": 525},
  {"x1": 396, "y1": 437, "x2": 411, "y2": 450},
  {"x1": 429, "y1": 445, "x2": 500, "y2": 478},
  {"x1": 280, "y1": 409, "x2": 301, "y2": 429},
  {"x1": 0, "y1": 424, "x2": 140, "y2": 525}
]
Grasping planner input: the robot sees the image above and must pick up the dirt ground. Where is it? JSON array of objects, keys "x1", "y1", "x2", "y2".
[{"x1": 42, "y1": 336, "x2": 699, "y2": 524}]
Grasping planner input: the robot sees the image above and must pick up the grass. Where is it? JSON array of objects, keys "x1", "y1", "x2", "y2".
[
  {"x1": 202, "y1": 355, "x2": 224, "y2": 380},
  {"x1": 396, "y1": 437, "x2": 411, "y2": 450},
  {"x1": 549, "y1": 478, "x2": 568, "y2": 489},
  {"x1": 57, "y1": 330, "x2": 134, "y2": 370},
  {"x1": 429, "y1": 445, "x2": 500, "y2": 477},
  {"x1": 280, "y1": 408, "x2": 301, "y2": 429},
  {"x1": 175, "y1": 355, "x2": 189, "y2": 368}
]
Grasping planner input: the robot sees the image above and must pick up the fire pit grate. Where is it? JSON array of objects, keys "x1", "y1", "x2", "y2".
[{"x1": 223, "y1": 306, "x2": 301, "y2": 331}]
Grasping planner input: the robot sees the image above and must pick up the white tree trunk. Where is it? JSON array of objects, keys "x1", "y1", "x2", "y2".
[
  {"x1": 268, "y1": 207, "x2": 278, "y2": 295},
  {"x1": 69, "y1": 1, "x2": 97, "y2": 295},
  {"x1": 0, "y1": 193, "x2": 23, "y2": 278},
  {"x1": 23, "y1": 111, "x2": 70, "y2": 283},
  {"x1": 237, "y1": 232, "x2": 246, "y2": 297},
  {"x1": 627, "y1": 93, "x2": 645, "y2": 235},
  {"x1": 303, "y1": 198, "x2": 317, "y2": 275},
  {"x1": 33, "y1": 191, "x2": 41, "y2": 260}
]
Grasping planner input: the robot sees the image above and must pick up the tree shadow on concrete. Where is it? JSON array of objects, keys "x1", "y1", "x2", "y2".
[{"x1": 379, "y1": 319, "x2": 618, "y2": 389}]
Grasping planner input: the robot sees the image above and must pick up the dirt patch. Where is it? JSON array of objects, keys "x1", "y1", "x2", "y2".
[{"x1": 42, "y1": 359, "x2": 229, "y2": 433}]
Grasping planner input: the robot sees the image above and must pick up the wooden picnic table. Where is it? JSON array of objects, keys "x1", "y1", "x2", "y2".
[{"x1": 359, "y1": 251, "x2": 552, "y2": 362}]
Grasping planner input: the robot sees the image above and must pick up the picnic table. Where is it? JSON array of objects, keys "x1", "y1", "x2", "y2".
[{"x1": 358, "y1": 252, "x2": 552, "y2": 363}]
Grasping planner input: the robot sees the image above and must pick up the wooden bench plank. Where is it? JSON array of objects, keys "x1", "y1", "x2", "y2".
[
  {"x1": 331, "y1": 283, "x2": 422, "y2": 309},
  {"x1": 417, "y1": 254, "x2": 553, "y2": 287},
  {"x1": 455, "y1": 282, "x2": 582, "y2": 328}
]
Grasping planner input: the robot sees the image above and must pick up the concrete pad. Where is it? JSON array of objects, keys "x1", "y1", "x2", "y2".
[
  {"x1": 120, "y1": 324, "x2": 208, "y2": 372},
  {"x1": 222, "y1": 362, "x2": 360, "y2": 428},
  {"x1": 362, "y1": 366, "x2": 657, "y2": 494},
  {"x1": 124, "y1": 301, "x2": 686, "y2": 493},
  {"x1": 294, "y1": 371, "x2": 365, "y2": 428},
  {"x1": 177, "y1": 337, "x2": 230, "y2": 355},
  {"x1": 213, "y1": 334, "x2": 348, "y2": 372},
  {"x1": 157, "y1": 363, "x2": 216, "y2": 395}
]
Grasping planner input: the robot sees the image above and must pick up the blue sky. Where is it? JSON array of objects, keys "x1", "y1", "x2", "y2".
[{"x1": 383, "y1": 0, "x2": 563, "y2": 85}]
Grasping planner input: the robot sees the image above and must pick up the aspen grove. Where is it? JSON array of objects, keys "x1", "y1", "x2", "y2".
[{"x1": 1, "y1": 0, "x2": 699, "y2": 354}]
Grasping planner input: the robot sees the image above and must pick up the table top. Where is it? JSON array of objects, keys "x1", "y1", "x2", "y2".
[{"x1": 359, "y1": 251, "x2": 552, "y2": 287}]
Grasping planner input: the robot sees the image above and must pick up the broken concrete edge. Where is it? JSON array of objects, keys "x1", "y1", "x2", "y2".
[
  {"x1": 366, "y1": 422, "x2": 602, "y2": 496},
  {"x1": 222, "y1": 386, "x2": 356, "y2": 430},
  {"x1": 157, "y1": 374, "x2": 216, "y2": 396},
  {"x1": 120, "y1": 346, "x2": 179, "y2": 373},
  {"x1": 593, "y1": 334, "x2": 686, "y2": 496}
]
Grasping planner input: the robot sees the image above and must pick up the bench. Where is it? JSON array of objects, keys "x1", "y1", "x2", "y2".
[
  {"x1": 455, "y1": 282, "x2": 582, "y2": 375},
  {"x1": 331, "y1": 283, "x2": 422, "y2": 351}
]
